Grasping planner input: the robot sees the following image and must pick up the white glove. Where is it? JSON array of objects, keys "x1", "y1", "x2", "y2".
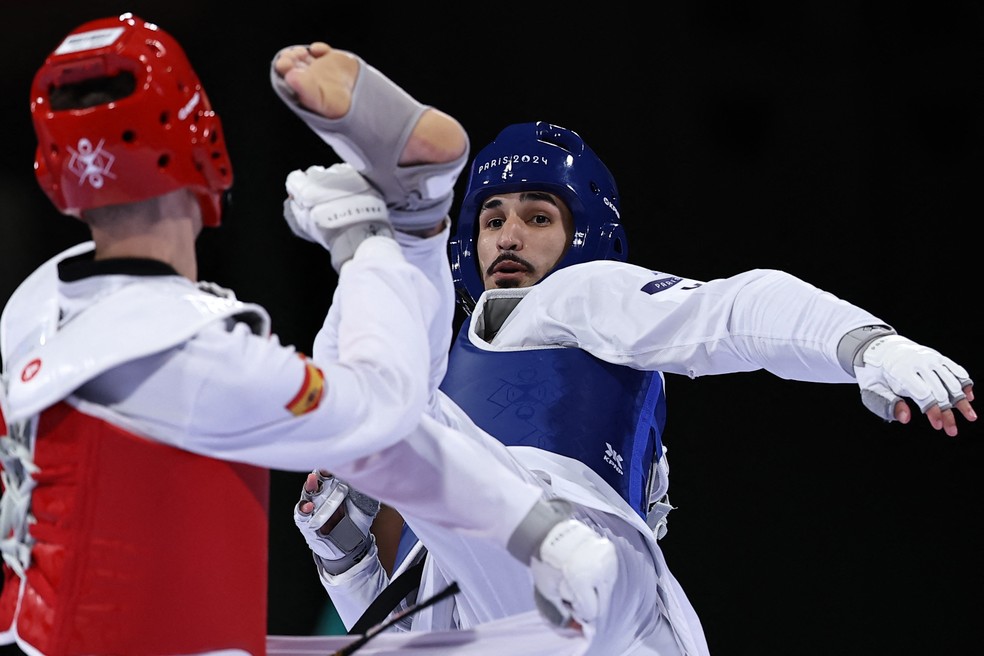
[
  {"x1": 283, "y1": 163, "x2": 393, "y2": 271},
  {"x1": 294, "y1": 470, "x2": 380, "y2": 575},
  {"x1": 854, "y1": 335, "x2": 973, "y2": 420},
  {"x1": 530, "y1": 519, "x2": 617, "y2": 631}
]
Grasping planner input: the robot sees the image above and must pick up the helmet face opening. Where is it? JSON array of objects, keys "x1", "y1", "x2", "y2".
[
  {"x1": 31, "y1": 14, "x2": 232, "y2": 227},
  {"x1": 48, "y1": 71, "x2": 137, "y2": 110},
  {"x1": 449, "y1": 122, "x2": 627, "y2": 314}
]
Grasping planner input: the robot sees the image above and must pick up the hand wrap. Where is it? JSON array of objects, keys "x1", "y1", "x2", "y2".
[{"x1": 294, "y1": 470, "x2": 380, "y2": 575}]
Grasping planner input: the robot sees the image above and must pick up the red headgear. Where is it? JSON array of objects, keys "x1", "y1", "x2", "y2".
[{"x1": 31, "y1": 13, "x2": 232, "y2": 226}]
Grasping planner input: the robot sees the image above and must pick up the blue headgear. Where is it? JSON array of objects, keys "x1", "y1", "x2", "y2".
[{"x1": 449, "y1": 122, "x2": 627, "y2": 313}]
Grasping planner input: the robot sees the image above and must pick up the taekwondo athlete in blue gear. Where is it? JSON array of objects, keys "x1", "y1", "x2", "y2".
[
  {"x1": 383, "y1": 124, "x2": 685, "y2": 652},
  {"x1": 391, "y1": 122, "x2": 675, "y2": 608},
  {"x1": 276, "y1": 42, "x2": 975, "y2": 656},
  {"x1": 444, "y1": 123, "x2": 670, "y2": 528},
  {"x1": 273, "y1": 42, "x2": 624, "y2": 646}
]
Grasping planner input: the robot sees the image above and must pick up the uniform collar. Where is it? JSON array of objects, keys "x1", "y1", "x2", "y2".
[
  {"x1": 57, "y1": 252, "x2": 179, "y2": 282},
  {"x1": 473, "y1": 288, "x2": 530, "y2": 341}
]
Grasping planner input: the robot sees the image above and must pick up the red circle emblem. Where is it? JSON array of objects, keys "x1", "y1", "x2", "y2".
[{"x1": 21, "y1": 358, "x2": 42, "y2": 382}]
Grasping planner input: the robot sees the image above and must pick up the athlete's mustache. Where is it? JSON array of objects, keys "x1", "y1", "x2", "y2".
[{"x1": 486, "y1": 253, "x2": 534, "y2": 277}]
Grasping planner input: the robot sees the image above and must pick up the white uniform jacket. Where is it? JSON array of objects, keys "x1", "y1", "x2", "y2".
[
  {"x1": 312, "y1": 239, "x2": 889, "y2": 656},
  {"x1": 1, "y1": 236, "x2": 543, "y2": 656}
]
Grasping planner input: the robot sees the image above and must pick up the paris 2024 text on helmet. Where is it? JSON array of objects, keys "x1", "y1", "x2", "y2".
[
  {"x1": 30, "y1": 13, "x2": 232, "y2": 227},
  {"x1": 449, "y1": 122, "x2": 627, "y2": 313}
]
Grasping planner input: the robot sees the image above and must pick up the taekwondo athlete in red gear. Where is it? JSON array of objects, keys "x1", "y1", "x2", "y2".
[
  {"x1": 0, "y1": 17, "x2": 623, "y2": 656},
  {"x1": 0, "y1": 16, "x2": 274, "y2": 654},
  {"x1": 272, "y1": 41, "x2": 976, "y2": 656},
  {"x1": 0, "y1": 14, "x2": 439, "y2": 656}
]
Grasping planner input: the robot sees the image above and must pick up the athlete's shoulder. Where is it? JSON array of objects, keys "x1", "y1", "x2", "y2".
[
  {"x1": 1, "y1": 241, "x2": 95, "y2": 367},
  {"x1": 537, "y1": 260, "x2": 680, "y2": 295}
]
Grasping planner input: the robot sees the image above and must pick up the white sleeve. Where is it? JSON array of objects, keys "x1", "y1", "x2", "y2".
[
  {"x1": 89, "y1": 237, "x2": 439, "y2": 471},
  {"x1": 313, "y1": 544, "x2": 391, "y2": 631},
  {"x1": 507, "y1": 263, "x2": 888, "y2": 383},
  {"x1": 333, "y1": 410, "x2": 545, "y2": 547},
  {"x1": 394, "y1": 224, "x2": 456, "y2": 405}
]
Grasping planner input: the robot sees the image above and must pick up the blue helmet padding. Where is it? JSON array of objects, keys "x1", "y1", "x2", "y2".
[{"x1": 449, "y1": 122, "x2": 627, "y2": 313}]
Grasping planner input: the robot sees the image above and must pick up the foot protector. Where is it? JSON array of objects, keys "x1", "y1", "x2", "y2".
[{"x1": 271, "y1": 49, "x2": 469, "y2": 230}]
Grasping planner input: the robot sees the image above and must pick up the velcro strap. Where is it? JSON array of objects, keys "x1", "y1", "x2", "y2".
[{"x1": 327, "y1": 514, "x2": 368, "y2": 553}]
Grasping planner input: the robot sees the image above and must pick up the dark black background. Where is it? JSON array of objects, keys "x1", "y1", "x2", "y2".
[{"x1": 1, "y1": 2, "x2": 980, "y2": 655}]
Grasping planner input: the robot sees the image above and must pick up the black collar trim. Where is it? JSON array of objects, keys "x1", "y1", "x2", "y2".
[{"x1": 58, "y1": 252, "x2": 179, "y2": 282}]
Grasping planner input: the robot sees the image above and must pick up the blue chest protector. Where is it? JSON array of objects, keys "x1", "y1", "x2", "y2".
[
  {"x1": 439, "y1": 322, "x2": 666, "y2": 520},
  {"x1": 392, "y1": 322, "x2": 668, "y2": 580}
]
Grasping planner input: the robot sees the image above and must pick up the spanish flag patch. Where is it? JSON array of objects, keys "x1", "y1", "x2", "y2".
[{"x1": 286, "y1": 357, "x2": 326, "y2": 416}]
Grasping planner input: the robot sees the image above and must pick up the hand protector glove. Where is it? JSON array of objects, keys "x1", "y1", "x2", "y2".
[
  {"x1": 530, "y1": 519, "x2": 618, "y2": 632},
  {"x1": 284, "y1": 162, "x2": 393, "y2": 271},
  {"x1": 855, "y1": 335, "x2": 973, "y2": 420},
  {"x1": 294, "y1": 470, "x2": 380, "y2": 575}
]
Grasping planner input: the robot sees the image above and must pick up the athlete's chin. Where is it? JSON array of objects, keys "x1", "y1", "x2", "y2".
[
  {"x1": 492, "y1": 276, "x2": 540, "y2": 290},
  {"x1": 488, "y1": 272, "x2": 539, "y2": 290}
]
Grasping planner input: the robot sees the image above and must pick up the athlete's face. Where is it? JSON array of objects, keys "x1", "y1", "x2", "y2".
[{"x1": 475, "y1": 191, "x2": 574, "y2": 291}]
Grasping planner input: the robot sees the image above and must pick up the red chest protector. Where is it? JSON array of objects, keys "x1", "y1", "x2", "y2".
[{"x1": 0, "y1": 401, "x2": 269, "y2": 655}]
